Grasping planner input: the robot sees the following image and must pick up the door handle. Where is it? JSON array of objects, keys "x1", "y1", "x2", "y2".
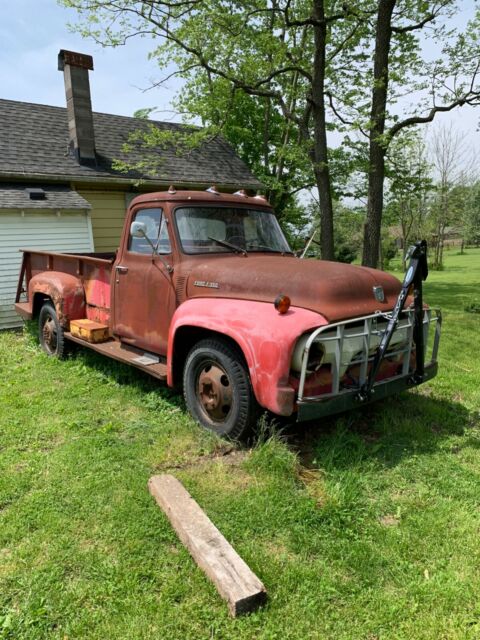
[{"x1": 115, "y1": 265, "x2": 129, "y2": 274}]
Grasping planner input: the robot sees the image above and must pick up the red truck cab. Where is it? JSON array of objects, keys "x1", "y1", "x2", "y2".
[{"x1": 15, "y1": 189, "x2": 441, "y2": 439}]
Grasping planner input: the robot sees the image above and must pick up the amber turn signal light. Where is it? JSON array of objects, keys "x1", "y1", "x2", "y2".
[{"x1": 274, "y1": 294, "x2": 291, "y2": 314}]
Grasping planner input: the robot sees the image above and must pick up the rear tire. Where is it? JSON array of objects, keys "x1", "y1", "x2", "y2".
[
  {"x1": 183, "y1": 338, "x2": 259, "y2": 440},
  {"x1": 38, "y1": 302, "x2": 67, "y2": 359}
]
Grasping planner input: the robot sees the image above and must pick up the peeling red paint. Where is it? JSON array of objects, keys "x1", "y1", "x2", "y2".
[
  {"x1": 83, "y1": 264, "x2": 111, "y2": 324},
  {"x1": 28, "y1": 272, "x2": 85, "y2": 327},
  {"x1": 18, "y1": 252, "x2": 113, "y2": 329},
  {"x1": 168, "y1": 298, "x2": 328, "y2": 415}
]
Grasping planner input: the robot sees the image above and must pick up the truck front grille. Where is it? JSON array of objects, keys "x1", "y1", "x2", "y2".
[{"x1": 295, "y1": 309, "x2": 441, "y2": 403}]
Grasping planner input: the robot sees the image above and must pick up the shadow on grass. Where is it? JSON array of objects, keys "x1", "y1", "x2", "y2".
[
  {"x1": 78, "y1": 347, "x2": 183, "y2": 403},
  {"x1": 284, "y1": 389, "x2": 474, "y2": 472},
  {"x1": 22, "y1": 320, "x2": 476, "y2": 472},
  {"x1": 22, "y1": 320, "x2": 182, "y2": 407}
]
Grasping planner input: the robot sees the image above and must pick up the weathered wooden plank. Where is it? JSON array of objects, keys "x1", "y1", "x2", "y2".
[{"x1": 148, "y1": 474, "x2": 267, "y2": 616}]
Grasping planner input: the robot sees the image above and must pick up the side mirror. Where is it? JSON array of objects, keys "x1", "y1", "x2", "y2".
[{"x1": 130, "y1": 221, "x2": 147, "y2": 238}]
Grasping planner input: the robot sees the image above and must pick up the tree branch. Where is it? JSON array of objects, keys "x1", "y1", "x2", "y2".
[
  {"x1": 325, "y1": 91, "x2": 368, "y2": 137},
  {"x1": 388, "y1": 92, "x2": 480, "y2": 139},
  {"x1": 391, "y1": 1, "x2": 451, "y2": 33}
]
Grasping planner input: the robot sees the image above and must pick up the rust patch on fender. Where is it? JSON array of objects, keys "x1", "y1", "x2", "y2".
[{"x1": 29, "y1": 272, "x2": 86, "y2": 327}]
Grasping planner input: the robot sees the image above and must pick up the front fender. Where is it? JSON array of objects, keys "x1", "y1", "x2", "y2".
[
  {"x1": 29, "y1": 272, "x2": 85, "y2": 327},
  {"x1": 168, "y1": 298, "x2": 327, "y2": 416}
]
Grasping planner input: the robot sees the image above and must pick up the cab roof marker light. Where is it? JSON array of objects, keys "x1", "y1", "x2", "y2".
[
  {"x1": 168, "y1": 185, "x2": 176, "y2": 194},
  {"x1": 233, "y1": 189, "x2": 248, "y2": 197},
  {"x1": 254, "y1": 193, "x2": 267, "y2": 201},
  {"x1": 206, "y1": 185, "x2": 220, "y2": 195}
]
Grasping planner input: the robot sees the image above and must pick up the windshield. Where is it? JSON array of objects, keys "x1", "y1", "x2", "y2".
[{"x1": 175, "y1": 206, "x2": 292, "y2": 255}]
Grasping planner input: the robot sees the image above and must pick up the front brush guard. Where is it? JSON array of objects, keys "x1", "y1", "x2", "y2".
[{"x1": 357, "y1": 240, "x2": 429, "y2": 402}]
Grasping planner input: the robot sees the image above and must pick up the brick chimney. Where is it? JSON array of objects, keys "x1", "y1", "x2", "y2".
[{"x1": 58, "y1": 49, "x2": 96, "y2": 164}]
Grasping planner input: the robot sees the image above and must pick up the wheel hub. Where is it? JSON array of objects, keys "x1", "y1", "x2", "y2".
[
  {"x1": 197, "y1": 363, "x2": 232, "y2": 421},
  {"x1": 42, "y1": 317, "x2": 57, "y2": 353}
]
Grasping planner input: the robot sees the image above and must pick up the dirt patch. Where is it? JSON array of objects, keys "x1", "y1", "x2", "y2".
[
  {"x1": 153, "y1": 443, "x2": 248, "y2": 473},
  {"x1": 379, "y1": 514, "x2": 400, "y2": 527},
  {"x1": 296, "y1": 466, "x2": 327, "y2": 507}
]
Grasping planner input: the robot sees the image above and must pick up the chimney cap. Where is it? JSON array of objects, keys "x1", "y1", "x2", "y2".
[{"x1": 58, "y1": 49, "x2": 94, "y2": 72}]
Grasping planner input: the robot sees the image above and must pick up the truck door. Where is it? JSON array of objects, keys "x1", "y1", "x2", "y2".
[{"x1": 113, "y1": 206, "x2": 174, "y2": 355}]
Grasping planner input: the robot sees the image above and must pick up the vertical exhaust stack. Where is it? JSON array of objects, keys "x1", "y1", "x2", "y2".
[{"x1": 58, "y1": 49, "x2": 96, "y2": 164}]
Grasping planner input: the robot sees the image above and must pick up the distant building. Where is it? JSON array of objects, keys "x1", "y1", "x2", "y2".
[{"x1": 388, "y1": 225, "x2": 463, "y2": 250}]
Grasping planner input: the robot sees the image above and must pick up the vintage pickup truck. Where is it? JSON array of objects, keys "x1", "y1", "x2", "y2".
[{"x1": 15, "y1": 188, "x2": 441, "y2": 439}]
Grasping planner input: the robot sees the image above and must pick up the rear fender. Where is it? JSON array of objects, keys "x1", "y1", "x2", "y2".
[
  {"x1": 168, "y1": 298, "x2": 327, "y2": 416},
  {"x1": 29, "y1": 272, "x2": 85, "y2": 328}
]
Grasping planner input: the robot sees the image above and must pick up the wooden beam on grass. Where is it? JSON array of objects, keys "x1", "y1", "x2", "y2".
[{"x1": 148, "y1": 474, "x2": 266, "y2": 616}]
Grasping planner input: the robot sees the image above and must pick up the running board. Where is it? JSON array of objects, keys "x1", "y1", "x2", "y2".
[{"x1": 64, "y1": 333, "x2": 168, "y2": 381}]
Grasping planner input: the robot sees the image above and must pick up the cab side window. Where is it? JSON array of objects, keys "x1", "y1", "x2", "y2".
[{"x1": 128, "y1": 208, "x2": 171, "y2": 254}]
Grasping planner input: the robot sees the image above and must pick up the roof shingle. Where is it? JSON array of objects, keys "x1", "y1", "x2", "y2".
[
  {"x1": 0, "y1": 184, "x2": 91, "y2": 210},
  {"x1": 0, "y1": 99, "x2": 262, "y2": 189}
]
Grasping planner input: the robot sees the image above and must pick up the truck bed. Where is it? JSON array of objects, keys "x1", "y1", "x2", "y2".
[{"x1": 15, "y1": 249, "x2": 115, "y2": 325}]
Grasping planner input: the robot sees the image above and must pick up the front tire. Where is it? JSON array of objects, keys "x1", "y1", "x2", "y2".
[
  {"x1": 183, "y1": 338, "x2": 259, "y2": 440},
  {"x1": 38, "y1": 302, "x2": 67, "y2": 358}
]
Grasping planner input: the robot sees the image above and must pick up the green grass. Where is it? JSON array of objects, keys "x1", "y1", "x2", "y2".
[{"x1": 1, "y1": 249, "x2": 479, "y2": 640}]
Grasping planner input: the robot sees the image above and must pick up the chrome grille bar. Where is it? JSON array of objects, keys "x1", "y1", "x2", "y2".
[{"x1": 297, "y1": 309, "x2": 441, "y2": 403}]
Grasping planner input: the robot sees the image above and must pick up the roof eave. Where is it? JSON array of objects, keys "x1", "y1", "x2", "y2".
[{"x1": 0, "y1": 171, "x2": 264, "y2": 191}]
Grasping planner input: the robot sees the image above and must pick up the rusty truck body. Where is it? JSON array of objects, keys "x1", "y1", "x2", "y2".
[{"x1": 15, "y1": 189, "x2": 441, "y2": 439}]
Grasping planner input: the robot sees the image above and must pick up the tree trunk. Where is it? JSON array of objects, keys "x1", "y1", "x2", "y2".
[
  {"x1": 362, "y1": 0, "x2": 396, "y2": 268},
  {"x1": 311, "y1": 0, "x2": 335, "y2": 260},
  {"x1": 401, "y1": 219, "x2": 408, "y2": 270}
]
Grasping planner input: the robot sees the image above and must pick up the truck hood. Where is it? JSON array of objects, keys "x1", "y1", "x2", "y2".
[{"x1": 184, "y1": 255, "x2": 402, "y2": 322}]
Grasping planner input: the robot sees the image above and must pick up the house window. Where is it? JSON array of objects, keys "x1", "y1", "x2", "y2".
[{"x1": 128, "y1": 208, "x2": 171, "y2": 254}]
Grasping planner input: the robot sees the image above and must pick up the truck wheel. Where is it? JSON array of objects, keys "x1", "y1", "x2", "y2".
[
  {"x1": 183, "y1": 338, "x2": 259, "y2": 440},
  {"x1": 39, "y1": 302, "x2": 67, "y2": 359}
]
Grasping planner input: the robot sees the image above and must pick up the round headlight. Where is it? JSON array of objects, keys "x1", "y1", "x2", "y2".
[{"x1": 307, "y1": 342, "x2": 325, "y2": 372}]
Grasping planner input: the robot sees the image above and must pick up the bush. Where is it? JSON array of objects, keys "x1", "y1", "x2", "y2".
[
  {"x1": 381, "y1": 236, "x2": 398, "y2": 269},
  {"x1": 335, "y1": 243, "x2": 358, "y2": 263}
]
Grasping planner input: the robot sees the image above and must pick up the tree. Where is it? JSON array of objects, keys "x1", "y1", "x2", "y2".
[
  {"x1": 173, "y1": 73, "x2": 314, "y2": 223},
  {"x1": 429, "y1": 125, "x2": 470, "y2": 268},
  {"x1": 301, "y1": 198, "x2": 363, "y2": 262},
  {"x1": 463, "y1": 182, "x2": 480, "y2": 247},
  {"x1": 63, "y1": 0, "x2": 480, "y2": 266},
  {"x1": 64, "y1": 0, "x2": 374, "y2": 259},
  {"x1": 385, "y1": 130, "x2": 432, "y2": 268},
  {"x1": 332, "y1": 0, "x2": 480, "y2": 267}
]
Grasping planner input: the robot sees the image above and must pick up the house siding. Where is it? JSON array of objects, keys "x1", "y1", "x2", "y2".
[
  {"x1": 0, "y1": 209, "x2": 93, "y2": 329},
  {"x1": 78, "y1": 189, "x2": 127, "y2": 252}
]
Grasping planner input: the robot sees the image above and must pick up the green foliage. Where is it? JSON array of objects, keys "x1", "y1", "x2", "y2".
[
  {"x1": 60, "y1": 0, "x2": 480, "y2": 260},
  {"x1": 133, "y1": 107, "x2": 157, "y2": 120},
  {"x1": 334, "y1": 243, "x2": 357, "y2": 264},
  {"x1": 463, "y1": 182, "x2": 480, "y2": 246},
  {"x1": 302, "y1": 201, "x2": 363, "y2": 262},
  {"x1": 334, "y1": 205, "x2": 363, "y2": 263},
  {"x1": 112, "y1": 122, "x2": 213, "y2": 179},
  {"x1": 384, "y1": 129, "x2": 432, "y2": 250},
  {"x1": 380, "y1": 233, "x2": 399, "y2": 270}
]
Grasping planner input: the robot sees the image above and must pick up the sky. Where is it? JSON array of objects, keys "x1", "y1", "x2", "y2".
[
  {"x1": 0, "y1": 0, "x2": 179, "y2": 118},
  {"x1": 0, "y1": 0, "x2": 479, "y2": 150}
]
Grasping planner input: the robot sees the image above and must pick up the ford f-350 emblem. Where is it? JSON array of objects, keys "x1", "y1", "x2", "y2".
[
  {"x1": 194, "y1": 280, "x2": 219, "y2": 289},
  {"x1": 373, "y1": 285, "x2": 385, "y2": 302}
]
